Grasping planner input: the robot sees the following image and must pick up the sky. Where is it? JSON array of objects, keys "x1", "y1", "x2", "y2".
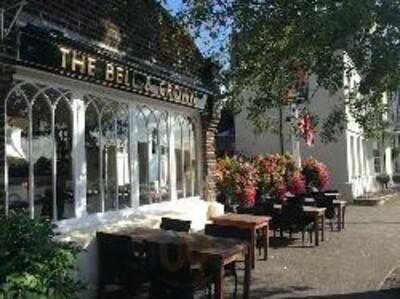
[{"x1": 162, "y1": 0, "x2": 230, "y2": 67}]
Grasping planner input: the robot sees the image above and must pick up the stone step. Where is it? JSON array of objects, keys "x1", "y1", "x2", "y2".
[{"x1": 354, "y1": 193, "x2": 399, "y2": 206}]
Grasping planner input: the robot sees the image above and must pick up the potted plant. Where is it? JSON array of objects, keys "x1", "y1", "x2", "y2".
[
  {"x1": 376, "y1": 173, "x2": 390, "y2": 190},
  {"x1": 254, "y1": 153, "x2": 305, "y2": 203},
  {"x1": 215, "y1": 155, "x2": 259, "y2": 211},
  {"x1": 301, "y1": 157, "x2": 331, "y2": 192}
]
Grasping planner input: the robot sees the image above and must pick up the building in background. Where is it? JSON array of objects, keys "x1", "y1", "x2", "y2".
[{"x1": 235, "y1": 64, "x2": 398, "y2": 201}]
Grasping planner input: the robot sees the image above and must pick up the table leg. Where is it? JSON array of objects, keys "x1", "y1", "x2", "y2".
[
  {"x1": 315, "y1": 215, "x2": 319, "y2": 246},
  {"x1": 251, "y1": 227, "x2": 256, "y2": 269},
  {"x1": 338, "y1": 204, "x2": 343, "y2": 232},
  {"x1": 243, "y1": 246, "x2": 251, "y2": 299},
  {"x1": 263, "y1": 225, "x2": 269, "y2": 260},
  {"x1": 214, "y1": 259, "x2": 225, "y2": 299},
  {"x1": 342, "y1": 206, "x2": 346, "y2": 230},
  {"x1": 321, "y1": 214, "x2": 325, "y2": 242}
]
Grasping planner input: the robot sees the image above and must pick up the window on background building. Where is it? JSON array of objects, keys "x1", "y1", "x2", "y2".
[
  {"x1": 350, "y1": 136, "x2": 356, "y2": 179},
  {"x1": 373, "y1": 142, "x2": 381, "y2": 174},
  {"x1": 358, "y1": 137, "x2": 363, "y2": 177},
  {"x1": 362, "y1": 139, "x2": 367, "y2": 176},
  {"x1": 5, "y1": 82, "x2": 74, "y2": 220},
  {"x1": 393, "y1": 136, "x2": 400, "y2": 174}
]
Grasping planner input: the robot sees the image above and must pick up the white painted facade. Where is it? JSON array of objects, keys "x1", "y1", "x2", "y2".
[
  {"x1": 235, "y1": 64, "x2": 394, "y2": 201},
  {"x1": 3, "y1": 65, "x2": 226, "y2": 296}
]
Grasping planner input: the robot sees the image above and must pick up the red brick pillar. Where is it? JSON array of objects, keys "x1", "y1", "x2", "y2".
[
  {"x1": 201, "y1": 99, "x2": 221, "y2": 201},
  {"x1": 0, "y1": 64, "x2": 15, "y2": 213}
]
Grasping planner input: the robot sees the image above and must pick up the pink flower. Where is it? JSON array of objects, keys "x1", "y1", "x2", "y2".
[
  {"x1": 244, "y1": 185, "x2": 257, "y2": 206},
  {"x1": 288, "y1": 173, "x2": 306, "y2": 195}
]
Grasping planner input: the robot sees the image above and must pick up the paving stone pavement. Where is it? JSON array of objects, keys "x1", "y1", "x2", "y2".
[{"x1": 228, "y1": 200, "x2": 400, "y2": 298}]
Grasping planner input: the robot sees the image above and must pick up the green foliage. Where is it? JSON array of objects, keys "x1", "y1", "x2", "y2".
[
  {"x1": 0, "y1": 211, "x2": 84, "y2": 298},
  {"x1": 320, "y1": 106, "x2": 347, "y2": 143},
  {"x1": 175, "y1": 0, "x2": 400, "y2": 140},
  {"x1": 392, "y1": 174, "x2": 400, "y2": 184}
]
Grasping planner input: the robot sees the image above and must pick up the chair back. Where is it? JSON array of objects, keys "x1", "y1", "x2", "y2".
[
  {"x1": 204, "y1": 223, "x2": 251, "y2": 242},
  {"x1": 281, "y1": 199, "x2": 305, "y2": 226},
  {"x1": 146, "y1": 240, "x2": 193, "y2": 284},
  {"x1": 160, "y1": 217, "x2": 191, "y2": 233},
  {"x1": 315, "y1": 192, "x2": 335, "y2": 219},
  {"x1": 96, "y1": 232, "x2": 140, "y2": 287}
]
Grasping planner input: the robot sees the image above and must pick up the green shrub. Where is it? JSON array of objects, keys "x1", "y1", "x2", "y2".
[
  {"x1": 376, "y1": 174, "x2": 390, "y2": 189},
  {"x1": 0, "y1": 210, "x2": 83, "y2": 298},
  {"x1": 392, "y1": 175, "x2": 400, "y2": 184}
]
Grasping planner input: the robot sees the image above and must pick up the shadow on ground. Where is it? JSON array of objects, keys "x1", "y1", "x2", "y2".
[{"x1": 246, "y1": 288, "x2": 400, "y2": 299}]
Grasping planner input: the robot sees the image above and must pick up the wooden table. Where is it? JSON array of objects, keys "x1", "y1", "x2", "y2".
[
  {"x1": 211, "y1": 213, "x2": 271, "y2": 269},
  {"x1": 103, "y1": 227, "x2": 251, "y2": 299},
  {"x1": 273, "y1": 205, "x2": 326, "y2": 246}
]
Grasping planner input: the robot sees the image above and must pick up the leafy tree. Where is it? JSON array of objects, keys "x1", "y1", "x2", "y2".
[{"x1": 165, "y1": 0, "x2": 400, "y2": 141}]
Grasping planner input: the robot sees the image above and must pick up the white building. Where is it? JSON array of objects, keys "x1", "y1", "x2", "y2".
[{"x1": 235, "y1": 62, "x2": 397, "y2": 201}]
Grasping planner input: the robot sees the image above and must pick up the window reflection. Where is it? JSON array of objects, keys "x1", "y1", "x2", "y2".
[
  {"x1": 4, "y1": 81, "x2": 199, "y2": 219},
  {"x1": 55, "y1": 99, "x2": 74, "y2": 220},
  {"x1": 6, "y1": 91, "x2": 29, "y2": 212},
  {"x1": 32, "y1": 97, "x2": 52, "y2": 219},
  {"x1": 101, "y1": 103, "x2": 130, "y2": 211},
  {"x1": 174, "y1": 117, "x2": 184, "y2": 199},
  {"x1": 85, "y1": 99, "x2": 101, "y2": 214}
]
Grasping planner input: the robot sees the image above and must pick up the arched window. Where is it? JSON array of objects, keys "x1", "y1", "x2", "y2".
[
  {"x1": 174, "y1": 116, "x2": 184, "y2": 199},
  {"x1": 101, "y1": 101, "x2": 130, "y2": 211},
  {"x1": 85, "y1": 96, "x2": 102, "y2": 214},
  {"x1": 4, "y1": 81, "x2": 74, "y2": 220},
  {"x1": 5, "y1": 84, "x2": 30, "y2": 214},
  {"x1": 54, "y1": 98, "x2": 74, "y2": 219},
  {"x1": 158, "y1": 113, "x2": 170, "y2": 201},
  {"x1": 137, "y1": 106, "x2": 171, "y2": 205},
  {"x1": 32, "y1": 94, "x2": 52, "y2": 218}
]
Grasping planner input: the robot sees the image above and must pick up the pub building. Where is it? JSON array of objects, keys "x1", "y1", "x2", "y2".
[{"x1": 0, "y1": 0, "x2": 222, "y2": 289}]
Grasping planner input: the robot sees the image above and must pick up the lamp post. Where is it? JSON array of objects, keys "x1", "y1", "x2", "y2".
[{"x1": 286, "y1": 71, "x2": 309, "y2": 167}]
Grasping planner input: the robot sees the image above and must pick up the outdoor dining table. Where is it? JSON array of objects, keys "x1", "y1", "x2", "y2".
[
  {"x1": 273, "y1": 204, "x2": 326, "y2": 246},
  {"x1": 102, "y1": 227, "x2": 251, "y2": 299},
  {"x1": 211, "y1": 213, "x2": 271, "y2": 269}
]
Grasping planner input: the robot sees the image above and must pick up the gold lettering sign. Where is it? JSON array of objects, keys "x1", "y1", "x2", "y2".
[{"x1": 59, "y1": 46, "x2": 200, "y2": 107}]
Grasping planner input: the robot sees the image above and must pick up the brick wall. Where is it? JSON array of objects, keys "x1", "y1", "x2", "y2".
[
  {"x1": 0, "y1": 0, "x2": 204, "y2": 78},
  {"x1": 201, "y1": 100, "x2": 221, "y2": 201}
]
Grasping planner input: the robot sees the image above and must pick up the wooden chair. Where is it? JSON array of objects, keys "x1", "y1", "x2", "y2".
[
  {"x1": 278, "y1": 200, "x2": 315, "y2": 244},
  {"x1": 146, "y1": 240, "x2": 215, "y2": 299},
  {"x1": 205, "y1": 223, "x2": 252, "y2": 297},
  {"x1": 315, "y1": 192, "x2": 336, "y2": 231},
  {"x1": 96, "y1": 232, "x2": 147, "y2": 298},
  {"x1": 160, "y1": 217, "x2": 192, "y2": 233}
]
